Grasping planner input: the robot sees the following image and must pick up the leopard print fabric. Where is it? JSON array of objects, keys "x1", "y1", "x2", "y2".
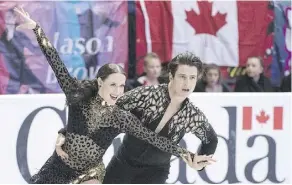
[
  {"x1": 61, "y1": 133, "x2": 106, "y2": 171},
  {"x1": 30, "y1": 24, "x2": 188, "y2": 184},
  {"x1": 71, "y1": 161, "x2": 105, "y2": 184},
  {"x1": 116, "y1": 84, "x2": 217, "y2": 144}
]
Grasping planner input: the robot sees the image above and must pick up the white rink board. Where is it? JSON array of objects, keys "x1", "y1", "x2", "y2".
[{"x1": 0, "y1": 93, "x2": 291, "y2": 184}]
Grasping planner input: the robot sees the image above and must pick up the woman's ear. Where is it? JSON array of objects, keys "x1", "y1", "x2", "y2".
[
  {"x1": 97, "y1": 77, "x2": 103, "y2": 87},
  {"x1": 169, "y1": 72, "x2": 173, "y2": 81}
]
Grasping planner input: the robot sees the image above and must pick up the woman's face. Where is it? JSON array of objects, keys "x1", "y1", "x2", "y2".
[
  {"x1": 246, "y1": 58, "x2": 263, "y2": 78},
  {"x1": 206, "y1": 69, "x2": 220, "y2": 86},
  {"x1": 5, "y1": 11, "x2": 16, "y2": 25},
  {"x1": 98, "y1": 73, "x2": 126, "y2": 105},
  {"x1": 144, "y1": 58, "x2": 161, "y2": 79}
]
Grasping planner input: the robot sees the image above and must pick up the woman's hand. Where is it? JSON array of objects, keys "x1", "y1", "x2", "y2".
[{"x1": 13, "y1": 7, "x2": 36, "y2": 30}]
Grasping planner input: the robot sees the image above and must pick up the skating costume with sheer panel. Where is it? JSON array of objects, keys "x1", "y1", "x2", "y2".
[
  {"x1": 116, "y1": 84, "x2": 218, "y2": 157},
  {"x1": 102, "y1": 84, "x2": 218, "y2": 183},
  {"x1": 29, "y1": 24, "x2": 189, "y2": 184}
]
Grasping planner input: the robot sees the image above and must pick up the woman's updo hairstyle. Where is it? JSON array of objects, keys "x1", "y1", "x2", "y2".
[{"x1": 67, "y1": 64, "x2": 125, "y2": 105}]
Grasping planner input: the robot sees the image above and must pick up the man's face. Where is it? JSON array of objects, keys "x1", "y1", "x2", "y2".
[{"x1": 169, "y1": 64, "x2": 198, "y2": 98}]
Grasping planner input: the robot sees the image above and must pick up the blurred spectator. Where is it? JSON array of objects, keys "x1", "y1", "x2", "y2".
[
  {"x1": 127, "y1": 52, "x2": 162, "y2": 89},
  {"x1": 280, "y1": 73, "x2": 291, "y2": 92},
  {"x1": 137, "y1": 52, "x2": 162, "y2": 85},
  {"x1": 0, "y1": 9, "x2": 45, "y2": 94},
  {"x1": 156, "y1": 61, "x2": 169, "y2": 84},
  {"x1": 234, "y1": 56, "x2": 274, "y2": 92},
  {"x1": 194, "y1": 64, "x2": 230, "y2": 92}
]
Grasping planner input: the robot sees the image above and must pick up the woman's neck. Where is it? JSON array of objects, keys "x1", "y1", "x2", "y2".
[
  {"x1": 205, "y1": 84, "x2": 222, "y2": 92},
  {"x1": 206, "y1": 83, "x2": 217, "y2": 89},
  {"x1": 5, "y1": 26, "x2": 14, "y2": 41},
  {"x1": 252, "y1": 75, "x2": 260, "y2": 82}
]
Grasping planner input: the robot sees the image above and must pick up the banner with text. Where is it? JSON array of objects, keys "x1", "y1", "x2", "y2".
[
  {"x1": 271, "y1": 0, "x2": 291, "y2": 85},
  {"x1": 0, "y1": 93, "x2": 291, "y2": 183},
  {"x1": 0, "y1": 1, "x2": 128, "y2": 94}
]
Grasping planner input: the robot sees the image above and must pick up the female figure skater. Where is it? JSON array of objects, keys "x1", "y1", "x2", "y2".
[
  {"x1": 57, "y1": 52, "x2": 218, "y2": 184},
  {"x1": 13, "y1": 7, "x2": 202, "y2": 184}
]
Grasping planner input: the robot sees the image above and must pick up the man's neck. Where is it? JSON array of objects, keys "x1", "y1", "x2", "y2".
[{"x1": 168, "y1": 83, "x2": 186, "y2": 105}]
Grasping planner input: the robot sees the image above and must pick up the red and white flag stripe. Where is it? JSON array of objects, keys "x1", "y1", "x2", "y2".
[{"x1": 135, "y1": 0, "x2": 273, "y2": 75}]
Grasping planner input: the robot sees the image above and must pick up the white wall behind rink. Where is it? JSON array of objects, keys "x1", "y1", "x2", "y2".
[{"x1": 0, "y1": 93, "x2": 291, "y2": 184}]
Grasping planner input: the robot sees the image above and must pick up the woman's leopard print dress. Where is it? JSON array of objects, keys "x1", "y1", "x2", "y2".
[{"x1": 29, "y1": 24, "x2": 188, "y2": 184}]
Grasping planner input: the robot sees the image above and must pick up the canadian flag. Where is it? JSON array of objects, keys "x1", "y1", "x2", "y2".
[
  {"x1": 135, "y1": 0, "x2": 273, "y2": 74},
  {"x1": 242, "y1": 107, "x2": 283, "y2": 130}
]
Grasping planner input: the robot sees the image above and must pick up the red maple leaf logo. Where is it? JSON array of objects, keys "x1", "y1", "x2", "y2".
[
  {"x1": 185, "y1": 1, "x2": 227, "y2": 36},
  {"x1": 256, "y1": 110, "x2": 270, "y2": 124}
]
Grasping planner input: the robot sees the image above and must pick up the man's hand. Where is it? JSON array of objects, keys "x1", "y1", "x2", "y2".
[
  {"x1": 55, "y1": 133, "x2": 69, "y2": 160},
  {"x1": 181, "y1": 153, "x2": 216, "y2": 171}
]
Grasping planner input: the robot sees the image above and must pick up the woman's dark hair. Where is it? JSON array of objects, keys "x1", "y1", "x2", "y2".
[
  {"x1": 202, "y1": 63, "x2": 222, "y2": 84},
  {"x1": 67, "y1": 64, "x2": 125, "y2": 105},
  {"x1": 0, "y1": 9, "x2": 19, "y2": 38},
  {"x1": 168, "y1": 52, "x2": 203, "y2": 77}
]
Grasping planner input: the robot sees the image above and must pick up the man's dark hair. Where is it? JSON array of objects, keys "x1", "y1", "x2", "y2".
[{"x1": 168, "y1": 52, "x2": 203, "y2": 77}]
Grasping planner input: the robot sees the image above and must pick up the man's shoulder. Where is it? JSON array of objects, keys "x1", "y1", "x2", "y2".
[
  {"x1": 131, "y1": 83, "x2": 167, "y2": 93},
  {"x1": 185, "y1": 99, "x2": 204, "y2": 115}
]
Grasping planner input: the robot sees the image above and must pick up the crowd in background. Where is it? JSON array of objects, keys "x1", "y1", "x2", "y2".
[{"x1": 126, "y1": 52, "x2": 291, "y2": 93}]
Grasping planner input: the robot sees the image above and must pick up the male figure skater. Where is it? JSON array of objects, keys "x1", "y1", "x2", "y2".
[{"x1": 57, "y1": 52, "x2": 218, "y2": 183}]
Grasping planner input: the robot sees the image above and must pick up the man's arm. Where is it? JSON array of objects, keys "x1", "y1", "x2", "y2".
[
  {"x1": 55, "y1": 86, "x2": 149, "y2": 147},
  {"x1": 115, "y1": 86, "x2": 147, "y2": 111},
  {"x1": 186, "y1": 107, "x2": 218, "y2": 156},
  {"x1": 185, "y1": 107, "x2": 218, "y2": 171}
]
